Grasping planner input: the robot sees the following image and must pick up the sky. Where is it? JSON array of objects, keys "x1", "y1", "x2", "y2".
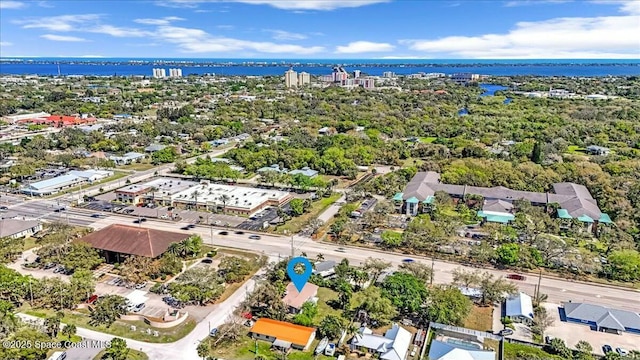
[{"x1": 0, "y1": 0, "x2": 639, "y2": 59}]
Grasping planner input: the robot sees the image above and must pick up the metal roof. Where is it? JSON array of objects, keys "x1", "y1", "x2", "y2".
[
  {"x1": 563, "y1": 302, "x2": 640, "y2": 331},
  {"x1": 505, "y1": 292, "x2": 534, "y2": 320}
]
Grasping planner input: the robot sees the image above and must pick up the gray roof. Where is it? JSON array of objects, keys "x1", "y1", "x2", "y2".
[
  {"x1": 0, "y1": 219, "x2": 41, "y2": 237},
  {"x1": 428, "y1": 340, "x2": 496, "y2": 360},
  {"x1": 483, "y1": 200, "x2": 514, "y2": 213},
  {"x1": 313, "y1": 260, "x2": 336, "y2": 273},
  {"x1": 563, "y1": 302, "x2": 640, "y2": 331},
  {"x1": 144, "y1": 144, "x2": 166, "y2": 152},
  {"x1": 351, "y1": 323, "x2": 411, "y2": 360}
]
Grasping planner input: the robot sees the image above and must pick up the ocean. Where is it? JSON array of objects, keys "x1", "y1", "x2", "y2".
[{"x1": 0, "y1": 58, "x2": 639, "y2": 77}]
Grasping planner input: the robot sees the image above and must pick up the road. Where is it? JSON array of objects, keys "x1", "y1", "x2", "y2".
[{"x1": 18, "y1": 273, "x2": 260, "y2": 360}]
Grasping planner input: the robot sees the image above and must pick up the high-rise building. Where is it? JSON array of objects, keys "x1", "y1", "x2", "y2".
[
  {"x1": 285, "y1": 68, "x2": 298, "y2": 88},
  {"x1": 383, "y1": 71, "x2": 395, "y2": 78},
  {"x1": 298, "y1": 72, "x2": 310, "y2": 86},
  {"x1": 152, "y1": 68, "x2": 166, "y2": 78},
  {"x1": 169, "y1": 68, "x2": 183, "y2": 77}
]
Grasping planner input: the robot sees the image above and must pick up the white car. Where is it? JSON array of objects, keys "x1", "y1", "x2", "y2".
[{"x1": 616, "y1": 348, "x2": 628, "y2": 356}]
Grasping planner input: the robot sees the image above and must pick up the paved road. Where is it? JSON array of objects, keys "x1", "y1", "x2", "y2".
[{"x1": 38, "y1": 208, "x2": 639, "y2": 313}]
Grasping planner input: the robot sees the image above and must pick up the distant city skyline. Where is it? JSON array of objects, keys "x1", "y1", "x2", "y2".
[{"x1": 0, "y1": 0, "x2": 639, "y2": 59}]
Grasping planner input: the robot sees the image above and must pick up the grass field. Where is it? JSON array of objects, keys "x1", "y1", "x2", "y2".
[
  {"x1": 504, "y1": 342, "x2": 564, "y2": 360},
  {"x1": 93, "y1": 348, "x2": 149, "y2": 360},
  {"x1": 420, "y1": 137, "x2": 438, "y2": 143},
  {"x1": 464, "y1": 305, "x2": 494, "y2": 332},
  {"x1": 314, "y1": 287, "x2": 341, "y2": 324},
  {"x1": 210, "y1": 334, "x2": 334, "y2": 360},
  {"x1": 23, "y1": 237, "x2": 38, "y2": 251},
  {"x1": 118, "y1": 162, "x2": 156, "y2": 171},
  {"x1": 274, "y1": 193, "x2": 341, "y2": 235}
]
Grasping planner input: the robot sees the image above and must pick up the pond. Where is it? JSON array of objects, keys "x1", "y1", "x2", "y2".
[{"x1": 480, "y1": 83, "x2": 508, "y2": 96}]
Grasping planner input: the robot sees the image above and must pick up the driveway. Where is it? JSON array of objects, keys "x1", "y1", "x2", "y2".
[
  {"x1": 317, "y1": 194, "x2": 345, "y2": 223},
  {"x1": 542, "y1": 302, "x2": 640, "y2": 355}
]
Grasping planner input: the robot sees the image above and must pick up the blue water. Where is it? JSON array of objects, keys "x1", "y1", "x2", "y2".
[
  {"x1": 0, "y1": 58, "x2": 639, "y2": 77},
  {"x1": 480, "y1": 84, "x2": 509, "y2": 96}
]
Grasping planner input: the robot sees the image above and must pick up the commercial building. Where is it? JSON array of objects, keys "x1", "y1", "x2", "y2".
[
  {"x1": 249, "y1": 318, "x2": 316, "y2": 351},
  {"x1": 21, "y1": 169, "x2": 113, "y2": 196},
  {"x1": 350, "y1": 323, "x2": 412, "y2": 360},
  {"x1": 136, "y1": 178, "x2": 198, "y2": 206},
  {"x1": 451, "y1": 73, "x2": 480, "y2": 85},
  {"x1": 16, "y1": 114, "x2": 97, "y2": 127},
  {"x1": 3, "y1": 112, "x2": 50, "y2": 124},
  {"x1": 561, "y1": 302, "x2": 640, "y2": 335},
  {"x1": 109, "y1": 152, "x2": 146, "y2": 165},
  {"x1": 283, "y1": 282, "x2": 319, "y2": 314},
  {"x1": 289, "y1": 167, "x2": 318, "y2": 178},
  {"x1": 79, "y1": 224, "x2": 190, "y2": 262},
  {"x1": 0, "y1": 219, "x2": 43, "y2": 239},
  {"x1": 115, "y1": 184, "x2": 153, "y2": 204},
  {"x1": 152, "y1": 68, "x2": 166, "y2": 78}
]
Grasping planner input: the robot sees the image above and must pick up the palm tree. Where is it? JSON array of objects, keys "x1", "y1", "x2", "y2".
[
  {"x1": 219, "y1": 194, "x2": 231, "y2": 213},
  {"x1": 316, "y1": 253, "x2": 325, "y2": 262},
  {"x1": 169, "y1": 241, "x2": 187, "y2": 257},
  {"x1": 61, "y1": 324, "x2": 76, "y2": 340}
]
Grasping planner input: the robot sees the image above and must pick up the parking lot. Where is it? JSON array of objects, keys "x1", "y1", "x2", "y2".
[
  {"x1": 236, "y1": 207, "x2": 279, "y2": 231},
  {"x1": 96, "y1": 276, "x2": 167, "y2": 319},
  {"x1": 542, "y1": 303, "x2": 640, "y2": 355}
]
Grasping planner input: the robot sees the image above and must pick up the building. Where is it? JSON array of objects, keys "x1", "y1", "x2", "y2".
[
  {"x1": 298, "y1": 72, "x2": 310, "y2": 86},
  {"x1": 350, "y1": 323, "x2": 412, "y2": 360},
  {"x1": 585, "y1": 145, "x2": 610, "y2": 156},
  {"x1": 67, "y1": 169, "x2": 113, "y2": 183},
  {"x1": 109, "y1": 152, "x2": 146, "y2": 165},
  {"x1": 451, "y1": 73, "x2": 480, "y2": 85},
  {"x1": 144, "y1": 144, "x2": 167, "y2": 153},
  {"x1": 312, "y1": 260, "x2": 336, "y2": 278},
  {"x1": 170, "y1": 181, "x2": 292, "y2": 215},
  {"x1": 285, "y1": 68, "x2": 298, "y2": 88},
  {"x1": 394, "y1": 171, "x2": 613, "y2": 231},
  {"x1": 282, "y1": 282, "x2": 319, "y2": 314},
  {"x1": 505, "y1": 292, "x2": 534, "y2": 324},
  {"x1": 249, "y1": 318, "x2": 316, "y2": 351},
  {"x1": 17, "y1": 114, "x2": 97, "y2": 127},
  {"x1": 3, "y1": 112, "x2": 50, "y2": 124},
  {"x1": 288, "y1": 167, "x2": 318, "y2": 178},
  {"x1": 561, "y1": 302, "x2": 640, "y2": 334},
  {"x1": 21, "y1": 169, "x2": 112, "y2": 196},
  {"x1": 383, "y1": 71, "x2": 395, "y2": 78},
  {"x1": 152, "y1": 68, "x2": 166, "y2": 78},
  {"x1": 78, "y1": 224, "x2": 190, "y2": 262},
  {"x1": 115, "y1": 184, "x2": 153, "y2": 204},
  {"x1": 427, "y1": 323, "x2": 498, "y2": 360},
  {"x1": 168, "y1": 68, "x2": 182, "y2": 77},
  {"x1": 257, "y1": 164, "x2": 288, "y2": 174},
  {"x1": 0, "y1": 219, "x2": 42, "y2": 239},
  {"x1": 354, "y1": 70, "x2": 361, "y2": 78},
  {"x1": 137, "y1": 178, "x2": 198, "y2": 206}
]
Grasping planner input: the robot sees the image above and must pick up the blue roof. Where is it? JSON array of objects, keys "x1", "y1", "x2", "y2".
[
  {"x1": 289, "y1": 167, "x2": 318, "y2": 177},
  {"x1": 392, "y1": 193, "x2": 404, "y2": 201},
  {"x1": 557, "y1": 208, "x2": 573, "y2": 219},
  {"x1": 598, "y1": 213, "x2": 613, "y2": 224},
  {"x1": 577, "y1": 214, "x2": 594, "y2": 223},
  {"x1": 423, "y1": 195, "x2": 435, "y2": 204},
  {"x1": 406, "y1": 196, "x2": 419, "y2": 204}
]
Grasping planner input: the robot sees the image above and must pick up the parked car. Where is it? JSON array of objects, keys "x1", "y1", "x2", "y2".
[
  {"x1": 53, "y1": 266, "x2": 66, "y2": 274},
  {"x1": 235, "y1": 231, "x2": 245, "y2": 235},
  {"x1": 499, "y1": 329, "x2": 514, "y2": 336},
  {"x1": 135, "y1": 282, "x2": 146, "y2": 290},
  {"x1": 43, "y1": 263, "x2": 57, "y2": 270},
  {"x1": 602, "y1": 345, "x2": 613, "y2": 354},
  {"x1": 248, "y1": 235, "x2": 261, "y2": 240},
  {"x1": 506, "y1": 274, "x2": 527, "y2": 281},
  {"x1": 0, "y1": 206, "x2": 8, "y2": 211},
  {"x1": 402, "y1": 258, "x2": 415, "y2": 263},
  {"x1": 86, "y1": 295, "x2": 98, "y2": 305},
  {"x1": 209, "y1": 328, "x2": 218, "y2": 337},
  {"x1": 545, "y1": 336, "x2": 553, "y2": 344},
  {"x1": 201, "y1": 258, "x2": 213, "y2": 264},
  {"x1": 616, "y1": 348, "x2": 628, "y2": 356},
  {"x1": 132, "y1": 303, "x2": 146, "y2": 313}
]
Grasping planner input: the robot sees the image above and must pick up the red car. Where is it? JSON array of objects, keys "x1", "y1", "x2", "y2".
[
  {"x1": 86, "y1": 295, "x2": 98, "y2": 305},
  {"x1": 506, "y1": 274, "x2": 527, "y2": 281}
]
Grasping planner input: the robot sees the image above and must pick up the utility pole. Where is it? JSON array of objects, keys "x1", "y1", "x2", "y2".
[
  {"x1": 535, "y1": 268, "x2": 543, "y2": 303},
  {"x1": 430, "y1": 255, "x2": 435, "y2": 286},
  {"x1": 290, "y1": 235, "x2": 294, "y2": 257},
  {"x1": 210, "y1": 224, "x2": 213, "y2": 244}
]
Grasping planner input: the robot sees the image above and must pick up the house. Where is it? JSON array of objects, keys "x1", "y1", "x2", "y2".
[
  {"x1": 115, "y1": 184, "x2": 153, "y2": 204},
  {"x1": 312, "y1": 260, "x2": 336, "y2": 278},
  {"x1": 585, "y1": 145, "x2": 610, "y2": 156},
  {"x1": 249, "y1": 318, "x2": 316, "y2": 351},
  {"x1": 0, "y1": 159, "x2": 15, "y2": 173},
  {"x1": 109, "y1": 152, "x2": 146, "y2": 165},
  {"x1": 505, "y1": 292, "x2": 534, "y2": 324},
  {"x1": 0, "y1": 219, "x2": 43, "y2": 238},
  {"x1": 283, "y1": 282, "x2": 319, "y2": 314},
  {"x1": 78, "y1": 224, "x2": 190, "y2": 262},
  {"x1": 257, "y1": 164, "x2": 288, "y2": 174},
  {"x1": 428, "y1": 340, "x2": 496, "y2": 360},
  {"x1": 144, "y1": 144, "x2": 166, "y2": 153},
  {"x1": 288, "y1": 167, "x2": 318, "y2": 178},
  {"x1": 209, "y1": 139, "x2": 229, "y2": 147},
  {"x1": 350, "y1": 323, "x2": 412, "y2": 360},
  {"x1": 427, "y1": 323, "x2": 499, "y2": 360},
  {"x1": 561, "y1": 302, "x2": 640, "y2": 335}
]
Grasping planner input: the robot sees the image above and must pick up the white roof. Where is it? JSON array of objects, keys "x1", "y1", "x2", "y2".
[
  {"x1": 25, "y1": 174, "x2": 80, "y2": 190},
  {"x1": 172, "y1": 183, "x2": 290, "y2": 211},
  {"x1": 428, "y1": 340, "x2": 495, "y2": 360},
  {"x1": 352, "y1": 323, "x2": 411, "y2": 360},
  {"x1": 505, "y1": 292, "x2": 534, "y2": 320},
  {"x1": 126, "y1": 290, "x2": 148, "y2": 305}
]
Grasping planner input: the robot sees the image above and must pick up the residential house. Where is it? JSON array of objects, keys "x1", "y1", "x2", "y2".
[
  {"x1": 282, "y1": 282, "x2": 319, "y2": 314},
  {"x1": 144, "y1": 144, "x2": 166, "y2": 153},
  {"x1": 585, "y1": 145, "x2": 610, "y2": 156},
  {"x1": 78, "y1": 224, "x2": 190, "y2": 263},
  {"x1": 561, "y1": 302, "x2": 640, "y2": 335},
  {"x1": 350, "y1": 323, "x2": 412, "y2": 360},
  {"x1": 288, "y1": 167, "x2": 318, "y2": 178},
  {"x1": 257, "y1": 164, "x2": 288, "y2": 174},
  {"x1": 505, "y1": 292, "x2": 534, "y2": 324},
  {"x1": 312, "y1": 260, "x2": 336, "y2": 278},
  {"x1": 109, "y1": 152, "x2": 146, "y2": 165},
  {"x1": 249, "y1": 318, "x2": 316, "y2": 351},
  {"x1": 427, "y1": 323, "x2": 499, "y2": 360},
  {"x1": 0, "y1": 219, "x2": 43, "y2": 239}
]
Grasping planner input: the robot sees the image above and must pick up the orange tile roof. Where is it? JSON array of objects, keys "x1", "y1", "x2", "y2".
[{"x1": 250, "y1": 318, "x2": 315, "y2": 347}]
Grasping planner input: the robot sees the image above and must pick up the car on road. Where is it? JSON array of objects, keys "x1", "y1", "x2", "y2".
[
  {"x1": 201, "y1": 258, "x2": 213, "y2": 264},
  {"x1": 235, "y1": 231, "x2": 245, "y2": 235},
  {"x1": 134, "y1": 218, "x2": 147, "y2": 224},
  {"x1": 209, "y1": 328, "x2": 218, "y2": 337},
  {"x1": 181, "y1": 224, "x2": 196, "y2": 230},
  {"x1": 498, "y1": 329, "x2": 514, "y2": 336},
  {"x1": 54, "y1": 207, "x2": 66, "y2": 212},
  {"x1": 132, "y1": 303, "x2": 146, "y2": 313},
  {"x1": 616, "y1": 348, "x2": 628, "y2": 356},
  {"x1": 335, "y1": 247, "x2": 346, "y2": 253},
  {"x1": 602, "y1": 345, "x2": 613, "y2": 354},
  {"x1": 219, "y1": 231, "x2": 229, "y2": 235},
  {"x1": 402, "y1": 258, "x2": 415, "y2": 263},
  {"x1": 506, "y1": 274, "x2": 527, "y2": 281},
  {"x1": 249, "y1": 235, "x2": 261, "y2": 240},
  {"x1": 0, "y1": 206, "x2": 8, "y2": 211}
]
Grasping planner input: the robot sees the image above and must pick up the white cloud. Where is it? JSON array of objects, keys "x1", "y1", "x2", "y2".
[
  {"x1": 38, "y1": 1, "x2": 54, "y2": 8},
  {"x1": 162, "y1": 0, "x2": 389, "y2": 10},
  {"x1": 41, "y1": 34, "x2": 88, "y2": 42},
  {"x1": 265, "y1": 29, "x2": 307, "y2": 40},
  {"x1": 87, "y1": 25, "x2": 152, "y2": 37},
  {"x1": 15, "y1": 14, "x2": 101, "y2": 31},
  {"x1": 504, "y1": 0, "x2": 571, "y2": 7},
  {"x1": 402, "y1": 1, "x2": 640, "y2": 58},
  {"x1": 0, "y1": 1, "x2": 25, "y2": 9},
  {"x1": 155, "y1": 25, "x2": 324, "y2": 54},
  {"x1": 0, "y1": 42, "x2": 13, "y2": 46},
  {"x1": 336, "y1": 41, "x2": 395, "y2": 53},
  {"x1": 134, "y1": 16, "x2": 185, "y2": 25}
]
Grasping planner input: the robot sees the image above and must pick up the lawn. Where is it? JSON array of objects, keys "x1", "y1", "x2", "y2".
[
  {"x1": 314, "y1": 287, "x2": 341, "y2": 324},
  {"x1": 118, "y1": 162, "x2": 156, "y2": 171},
  {"x1": 420, "y1": 137, "x2": 438, "y2": 143},
  {"x1": 93, "y1": 348, "x2": 149, "y2": 360},
  {"x1": 210, "y1": 333, "x2": 334, "y2": 360},
  {"x1": 274, "y1": 193, "x2": 341, "y2": 235},
  {"x1": 23, "y1": 307, "x2": 196, "y2": 343},
  {"x1": 23, "y1": 237, "x2": 38, "y2": 251},
  {"x1": 504, "y1": 342, "x2": 564, "y2": 360},
  {"x1": 464, "y1": 305, "x2": 494, "y2": 332}
]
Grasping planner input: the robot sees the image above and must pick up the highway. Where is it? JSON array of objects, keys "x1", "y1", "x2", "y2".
[{"x1": 14, "y1": 201, "x2": 640, "y2": 313}]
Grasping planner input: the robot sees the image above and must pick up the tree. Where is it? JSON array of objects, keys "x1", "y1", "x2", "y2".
[
  {"x1": 478, "y1": 272, "x2": 517, "y2": 305},
  {"x1": 44, "y1": 311, "x2": 63, "y2": 337},
  {"x1": 452, "y1": 268, "x2": 481, "y2": 288},
  {"x1": 547, "y1": 338, "x2": 572, "y2": 359},
  {"x1": 289, "y1": 198, "x2": 305, "y2": 216},
  {"x1": 318, "y1": 315, "x2": 345, "y2": 340},
  {"x1": 293, "y1": 302, "x2": 318, "y2": 327},
  {"x1": 349, "y1": 286, "x2": 397, "y2": 326},
  {"x1": 0, "y1": 300, "x2": 18, "y2": 339},
  {"x1": 380, "y1": 230, "x2": 403, "y2": 248},
  {"x1": 399, "y1": 261, "x2": 433, "y2": 283},
  {"x1": 531, "y1": 140, "x2": 543, "y2": 164},
  {"x1": 61, "y1": 324, "x2": 76, "y2": 340},
  {"x1": 60, "y1": 242, "x2": 104, "y2": 272},
  {"x1": 151, "y1": 146, "x2": 178, "y2": 164},
  {"x1": 69, "y1": 269, "x2": 96, "y2": 304},
  {"x1": 0, "y1": 237, "x2": 25, "y2": 264},
  {"x1": 422, "y1": 285, "x2": 472, "y2": 327},
  {"x1": 496, "y1": 243, "x2": 520, "y2": 266},
  {"x1": 197, "y1": 341, "x2": 210, "y2": 360},
  {"x1": 103, "y1": 338, "x2": 129, "y2": 360},
  {"x1": 218, "y1": 256, "x2": 252, "y2": 283},
  {"x1": 363, "y1": 257, "x2": 391, "y2": 283},
  {"x1": 120, "y1": 256, "x2": 159, "y2": 285},
  {"x1": 90, "y1": 295, "x2": 128, "y2": 327},
  {"x1": 531, "y1": 307, "x2": 554, "y2": 337},
  {"x1": 606, "y1": 249, "x2": 640, "y2": 282},
  {"x1": 575, "y1": 340, "x2": 593, "y2": 360},
  {"x1": 382, "y1": 272, "x2": 427, "y2": 314}
]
